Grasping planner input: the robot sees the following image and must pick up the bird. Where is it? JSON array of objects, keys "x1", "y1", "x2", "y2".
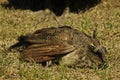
[{"x1": 9, "y1": 26, "x2": 107, "y2": 68}]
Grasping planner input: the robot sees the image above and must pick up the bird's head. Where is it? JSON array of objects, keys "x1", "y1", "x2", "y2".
[{"x1": 86, "y1": 37, "x2": 107, "y2": 68}]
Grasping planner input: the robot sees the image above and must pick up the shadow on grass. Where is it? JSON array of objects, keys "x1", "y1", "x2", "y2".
[{"x1": 1, "y1": 0, "x2": 101, "y2": 16}]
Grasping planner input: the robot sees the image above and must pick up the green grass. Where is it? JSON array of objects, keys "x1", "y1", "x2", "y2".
[{"x1": 0, "y1": 0, "x2": 120, "y2": 80}]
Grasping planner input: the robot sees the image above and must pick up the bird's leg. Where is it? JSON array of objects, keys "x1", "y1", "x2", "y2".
[
  {"x1": 46, "y1": 60, "x2": 52, "y2": 67},
  {"x1": 44, "y1": 0, "x2": 63, "y2": 26},
  {"x1": 62, "y1": 0, "x2": 70, "y2": 18},
  {"x1": 33, "y1": 0, "x2": 63, "y2": 26},
  {"x1": 46, "y1": 58, "x2": 61, "y2": 67}
]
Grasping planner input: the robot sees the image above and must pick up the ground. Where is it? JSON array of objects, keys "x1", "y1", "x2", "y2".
[{"x1": 0, "y1": 0, "x2": 120, "y2": 80}]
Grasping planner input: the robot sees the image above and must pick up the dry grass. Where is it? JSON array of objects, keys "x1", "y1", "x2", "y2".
[{"x1": 0, "y1": 0, "x2": 120, "y2": 80}]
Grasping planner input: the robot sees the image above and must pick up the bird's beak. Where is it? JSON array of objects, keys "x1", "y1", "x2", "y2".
[{"x1": 97, "y1": 48, "x2": 106, "y2": 63}]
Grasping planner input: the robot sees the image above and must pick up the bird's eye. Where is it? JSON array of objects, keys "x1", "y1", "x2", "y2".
[{"x1": 88, "y1": 43, "x2": 96, "y2": 52}]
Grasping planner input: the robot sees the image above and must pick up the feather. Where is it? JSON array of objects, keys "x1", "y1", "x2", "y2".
[
  {"x1": 22, "y1": 42, "x2": 75, "y2": 62},
  {"x1": 9, "y1": 26, "x2": 107, "y2": 68}
]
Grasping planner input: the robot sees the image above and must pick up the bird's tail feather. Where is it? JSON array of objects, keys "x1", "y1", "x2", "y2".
[{"x1": 8, "y1": 35, "x2": 30, "y2": 51}]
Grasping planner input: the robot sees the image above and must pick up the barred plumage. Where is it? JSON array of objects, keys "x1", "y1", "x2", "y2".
[{"x1": 9, "y1": 26, "x2": 107, "y2": 68}]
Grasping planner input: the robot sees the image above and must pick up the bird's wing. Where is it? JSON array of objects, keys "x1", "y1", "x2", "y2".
[
  {"x1": 21, "y1": 42, "x2": 75, "y2": 62},
  {"x1": 19, "y1": 32, "x2": 57, "y2": 44}
]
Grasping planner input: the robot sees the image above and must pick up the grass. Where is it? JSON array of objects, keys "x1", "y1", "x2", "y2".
[{"x1": 0, "y1": 0, "x2": 120, "y2": 80}]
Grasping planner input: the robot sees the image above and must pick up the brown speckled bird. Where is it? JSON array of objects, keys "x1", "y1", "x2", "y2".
[{"x1": 9, "y1": 26, "x2": 107, "y2": 68}]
